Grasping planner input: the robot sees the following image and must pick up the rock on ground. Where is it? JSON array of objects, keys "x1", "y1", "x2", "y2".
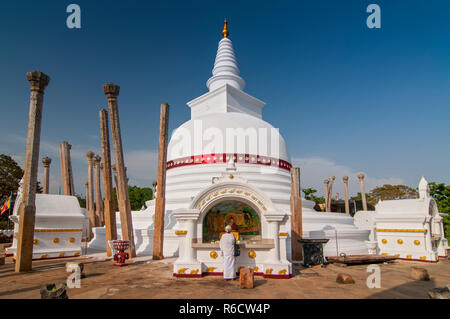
[
  {"x1": 410, "y1": 267, "x2": 430, "y2": 281},
  {"x1": 336, "y1": 273, "x2": 355, "y2": 284}
]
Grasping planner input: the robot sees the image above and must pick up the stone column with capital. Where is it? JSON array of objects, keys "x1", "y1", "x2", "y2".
[
  {"x1": 103, "y1": 83, "x2": 136, "y2": 258},
  {"x1": 153, "y1": 103, "x2": 170, "y2": 260},
  {"x1": 100, "y1": 109, "x2": 117, "y2": 257},
  {"x1": 86, "y1": 151, "x2": 97, "y2": 237},
  {"x1": 41, "y1": 157, "x2": 51, "y2": 194},
  {"x1": 358, "y1": 173, "x2": 368, "y2": 211},
  {"x1": 15, "y1": 71, "x2": 50, "y2": 272},
  {"x1": 111, "y1": 164, "x2": 119, "y2": 191},
  {"x1": 323, "y1": 179, "x2": 329, "y2": 212},
  {"x1": 94, "y1": 155, "x2": 104, "y2": 227},
  {"x1": 327, "y1": 176, "x2": 336, "y2": 212},
  {"x1": 290, "y1": 167, "x2": 303, "y2": 261},
  {"x1": 85, "y1": 181, "x2": 89, "y2": 210},
  {"x1": 343, "y1": 176, "x2": 350, "y2": 214},
  {"x1": 58, "y1": 141, "x2": 75, "y2": 195}
]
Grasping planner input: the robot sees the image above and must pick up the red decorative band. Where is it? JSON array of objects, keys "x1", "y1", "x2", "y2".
[
  {"x1": 173, "y1": 273, "x2": 203, "y2": 278},
  {"x1": 176, "y1": 272, "x2": 291, "y2": 279},
  {"x1": 167, "y1": 153, "x2": 292, "y2": 171},
  {"x1": 397, "y1": 257, "x2": 438, "y2": 263}
]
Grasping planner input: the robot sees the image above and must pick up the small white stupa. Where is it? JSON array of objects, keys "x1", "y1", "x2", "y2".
[{"x1": 372, "y1": 176, "x2": 449, "y2": 262}]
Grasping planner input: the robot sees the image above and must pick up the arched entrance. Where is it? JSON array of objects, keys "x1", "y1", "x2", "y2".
[{"x1": 202, "y1": 199, "x2": 261, "y2": 243}]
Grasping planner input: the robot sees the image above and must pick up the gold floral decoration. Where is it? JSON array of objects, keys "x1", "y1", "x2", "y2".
[
  {"x1": 210, "y1": 251, "x2": 218, "y2": 259},
  {"x1": 248, "y1": 250, "x2": 256, "y2": 259}
]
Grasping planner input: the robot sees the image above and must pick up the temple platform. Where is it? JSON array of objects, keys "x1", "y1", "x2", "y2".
[{"x1": 0, "y1": 254, "x2": 448, "y2": 299}]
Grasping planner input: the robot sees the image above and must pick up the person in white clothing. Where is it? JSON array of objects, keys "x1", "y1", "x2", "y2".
[{"x1": 220, "y1": 225, "x2": 236, "y2": 280}]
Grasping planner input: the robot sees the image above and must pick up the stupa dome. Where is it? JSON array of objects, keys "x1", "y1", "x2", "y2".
[{"x1": 167, "y1": 111, "x2": 291, "y2": 163}]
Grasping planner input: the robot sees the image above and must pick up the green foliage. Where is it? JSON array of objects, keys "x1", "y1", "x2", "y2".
[
  {"x1": 428, "y1": 182, "x2": 450, "y2": 240},
  {"x1": 76, "y1": 195, "x2": 86, "y2": 208},
  {"x1": 362, "y1": 185, "x2": 418, "y2": 206},
  {"x1": 302, "y1": 187, "x2": 325, "y2": 204},
  {"x1": 0, "y1": 154, "x2": 42, "y2": 227},
  {"x1": 113, "y1": 185, "x2": 153, "y2": 211},
  {"x1": 350, "y1": 192, "x2": 374, "y2": 205}
]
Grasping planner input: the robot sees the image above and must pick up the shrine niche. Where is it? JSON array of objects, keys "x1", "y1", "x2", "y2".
[{"x1": 202, "y1": 200, "x2": 261, "y2": 243}]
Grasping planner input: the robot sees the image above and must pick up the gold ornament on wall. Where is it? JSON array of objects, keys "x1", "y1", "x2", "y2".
[
  {"x1": 248, "y1": 250, "x2": 256, "y2": 259},
  {"x1": 210, "y1": 251, "x2": 218, "y2": 259},
  {"x1": 33, "y1": 239, "x2": 39, "y2": 245},
  {"x1": 414, "y1": 240, "x2": 420, "y2": 246},
  {"x1": 69, "y1": 237, "x2": 75, "y2": 243},
  {"x1": 53, "y1": 238, "x2": 59, "y2": 243},
  {"x1": 381, "y1": 239, "x2": 387, "y2": 244},
  {"x1": 177, "y1": 268, "x2": 188, "y2": 274},
  {"x1": 397, "y1": 239, "x2": 403, "y2": 244}
]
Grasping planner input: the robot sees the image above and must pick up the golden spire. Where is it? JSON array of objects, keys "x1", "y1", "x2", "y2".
[{"x1": 222, "y1": 18, "x2": 229, "y2": 38}]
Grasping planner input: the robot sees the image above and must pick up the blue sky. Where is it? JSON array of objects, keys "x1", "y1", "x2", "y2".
[{"x1": 1, "y1": 0, "x2": 449, "y2": 197}]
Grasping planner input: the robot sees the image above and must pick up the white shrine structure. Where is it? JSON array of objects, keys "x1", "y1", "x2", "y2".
[
  {"x1": 89, "y1": 22, "x2": 372, "y2": 278},
  {"x1": 7, "y1": 180, "x2": 89, "y2": 260},
  {"x1": 354, "y1": 176, "x2": 448, "y2": 262}
]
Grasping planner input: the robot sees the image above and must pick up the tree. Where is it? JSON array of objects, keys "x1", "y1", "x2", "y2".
[
  {"x1": 428, "y1": 182, "x2": 450, "y2": 240},
  {"x1": 113, "y1": 185, "x2": 153, "y2": 212},
  {"x1": 368, "y1": 184, "x2": 418, "y2": 206},
  {"x1": 351, "y1": 192, "x2": 375, "y2": 206},
  {"x1": 0, "y1": 154, "x2": 42, "y2": 229},
  {"x1": 302, "y1": 187, "x2": 325, "y2": 204},
  {"x1": 76, "y1": 195, "x2": 86, "y2": 209}
]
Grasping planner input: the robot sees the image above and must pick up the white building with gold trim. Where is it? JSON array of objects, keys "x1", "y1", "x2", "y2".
[{"x1": 373, "y1": 176, "x2": 448, "y2": 262}]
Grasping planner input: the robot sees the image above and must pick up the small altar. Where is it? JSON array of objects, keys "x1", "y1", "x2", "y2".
[{"x1": 172, "y1": 164, "x2": 292, "y2": 279}]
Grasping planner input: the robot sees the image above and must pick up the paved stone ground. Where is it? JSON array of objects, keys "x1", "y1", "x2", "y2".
[{"x1": 0, "y1": 255, "x2": 448, "y2": 299}]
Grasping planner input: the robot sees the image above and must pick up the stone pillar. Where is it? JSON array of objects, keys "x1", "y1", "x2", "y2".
[
  {"x1": 100, "y1": 109, "x2": 117, "y2": 257},
  {"x1": 357, "y1": 173, "x2": 368, "y2": 211},
  {"x1": 290, "y1": 167, "x2": 303, "y2": 261},
  {"x1": 323, "y1": 179, "x2": 329, "y2": 211},
  {"x1": 85, "y1": 182, "x2": 89, "y2": 209},
  {"x1": 343, "y1": 176, "x2": 350, "y2": 214},
  {"x1": 103, "y1": 83, "x2": 136, "y2": 258},
  {"x1": 15, "y1": 71, "x2": 50, "y2": 272},
  {"x1": 152, "y1": 181, "x2": 157, "y2": 200},
  {"x1": 111, "y1": 164, "x2": 119, "y2": 191},
  {"x1": 41, "y1": 157, "x2": 51, "y2": 194},
  {"x1": 327, "y1": 176, "x2": 335, "y2": 212},
  {"x1": 94, "y1": 155, "x2": 104, "y2": 227},
  {"x1": 58, "y1": 141, "x2": 75, "y2": 196},
  {"x1": 86, "y1": 151, "x2": 97, "y2": 237},
  {"x1": 153, "y1": 103, "x2": 170, "y2": 260}
]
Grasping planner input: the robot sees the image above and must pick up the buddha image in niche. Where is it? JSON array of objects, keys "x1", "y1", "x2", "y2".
[{"x1": 203, "y1": 200, "x2": 261, "y2": 242}]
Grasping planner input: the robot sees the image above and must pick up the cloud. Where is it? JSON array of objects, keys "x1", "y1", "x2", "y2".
[
  {"x1": 291, "y1": 156, "x2": 404, "y2": 197},
  {"x1": 124, "y1": 150, "x2": 158, "y2": 188}
]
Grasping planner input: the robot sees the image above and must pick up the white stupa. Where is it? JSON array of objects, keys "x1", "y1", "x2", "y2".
[{"x1": 89, "y1": 20, "x2": 371, "y2": 277}]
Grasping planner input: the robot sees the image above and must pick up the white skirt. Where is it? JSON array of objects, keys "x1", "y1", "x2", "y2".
[{"x1": 223, "y1": 255, "x2": 236, "y2": 279}]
